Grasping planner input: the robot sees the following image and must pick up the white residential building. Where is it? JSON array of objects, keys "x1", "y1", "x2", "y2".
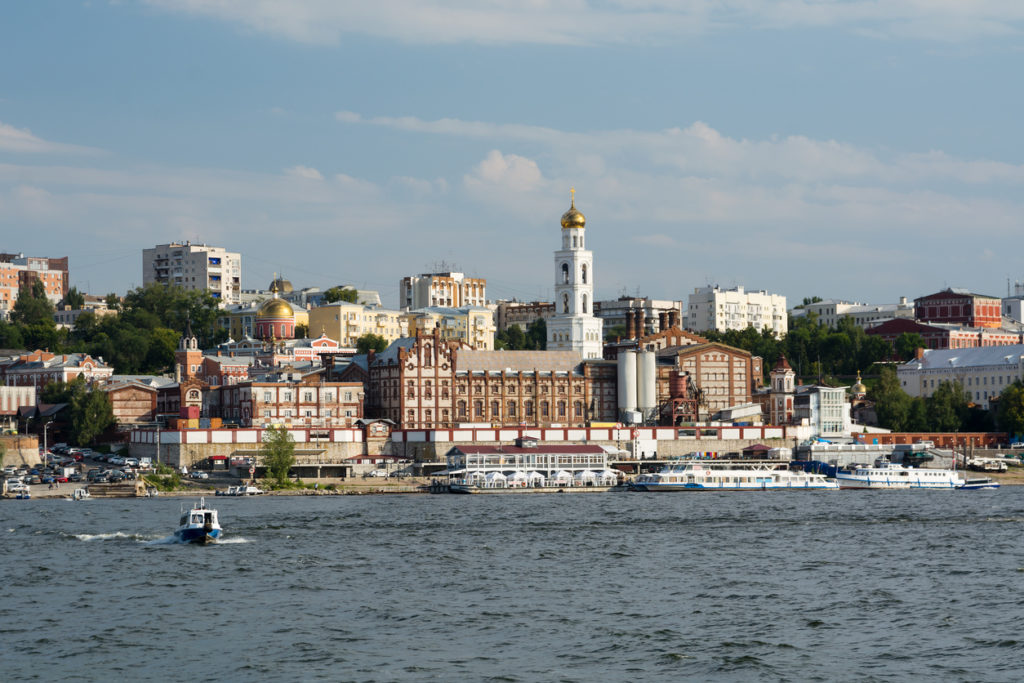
[
  {"x1": 400, "y1": 272, "x2": 486, "y2": 310},
  {"x1": 142, "y1": 242, "x2": 241, "y2": 305},
  {"x1": 686, "y1": 285, "x2": 787, "y2": 336},
  {"x1": 791, "y1": 298, "x2": 914, "y2": 329},
  {"x1": 547, "y1": 193, "x2": 603, "y2": 359},
  {"x1": 897, "y1": 345, "x2": 1024, "y2": 410}
]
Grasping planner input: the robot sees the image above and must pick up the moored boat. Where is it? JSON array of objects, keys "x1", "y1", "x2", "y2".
[
  {"x1": 834, "y1": 458, "x2": 964, "y2": 490},
  {"x1": 628, "y1": 458, "x2": 838, "y2": 492},
  {"x1": 174, "y1": 498, "x2": 222, "y2": 544}
]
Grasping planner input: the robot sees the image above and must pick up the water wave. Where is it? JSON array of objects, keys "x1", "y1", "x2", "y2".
[{"x1": 70, "y1": 531, "x2": 160, "y2": 542}]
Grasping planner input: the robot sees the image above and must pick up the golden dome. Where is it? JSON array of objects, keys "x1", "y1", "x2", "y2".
[
  {"x1": 560, "y1": 188, "x2": 585, "y2": 229},
  {"x1": 269, "y1": 277, "x2": 293, "y2": 293},
  {"x1": 258, "y1": 297, "x2": 294, "y2": 319},
  {"x1": 852, "y1": 370, "x2": 867, "y2": 396}
]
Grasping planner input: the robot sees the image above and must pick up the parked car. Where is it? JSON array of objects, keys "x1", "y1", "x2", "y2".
[
  {"x1": 41, "y1": 475, "x2": 56, "y2": 484},
  {"x1": 366, "y1": 469, "x2": 388, "y2": 478},
  {"x1": 189, "y1": 471, "x2": 209, "y2": 480},
  {"x1": 68, "y1": 473, "x2": 83, "y2": 483},
  {"x1": 27, "y1": 476, "x2": 42, "y2": 485},
  {"x1": 6, "y1": 481, "x2": 29, "y2": 494}
]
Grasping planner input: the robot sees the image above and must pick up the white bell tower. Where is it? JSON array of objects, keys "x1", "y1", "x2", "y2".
[{"x1": 547, "y1": 189, "x2": 603, "y2": 359}]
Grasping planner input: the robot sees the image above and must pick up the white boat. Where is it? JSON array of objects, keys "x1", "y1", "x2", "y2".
[
  {"x1": 628, "y1": 459, "x2": 838, "y2": 492},
  {"x1": 174, "y1": 498, "x2": 222, "y2": 544},
  {"x1": 834, "y1": 458, "x2": 964, "y2": 490},
  {"x1": 959, "y1": 477, "x2": 1000, "y2": 490},
  {"x1": 217, "y1": 485, "x2": 264, "y2": 496},
  {"x1": 72, "y1": 488, "x2": 90, "y2": 500}
]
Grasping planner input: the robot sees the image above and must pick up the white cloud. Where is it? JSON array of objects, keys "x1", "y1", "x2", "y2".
[
  {"x1": 0, "y1": 121, "x2": 101, "y2": 155},
  {"x1": 464, "y1": 150, "x2": 543, "y2": 192},
  {"x1": 147, "y1": 0, "x2": 1024, "y2": 45},
  {"x1": 284, "y1": 165, "x2": 324, "y2": 180}
]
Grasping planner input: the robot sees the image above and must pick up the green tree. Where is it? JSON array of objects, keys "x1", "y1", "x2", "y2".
[
  {"x1": 926, "y1": 380, "x2": 968, "y2": 432},
  {"x1": 12, "y1": 281, "x2": 55, "y2": 326},
  {"x1": 495, "y1": 324, "x2": 527, "y2": 350},
  {"x1": 870, "y1": 366, "x2": 914, "y2": 431},
  {"x1": 63, "y1": 286, "x2": 86, "y2": 310},
  {"x1": 70, "y1": 387, "x2": 115, "y2": 445},
  {"x1": 295, "y1": 324, "x2": 309, "y2": 339},
  {"x1": 525, "y1": 318, "x2": 547, "y2": 350},
  {"x1": 261, "y1": 427, "x2": 295, "y2": 486},
  {"x1": 997, "y1": 380, "x2": 1024, "y2": 438},
  {"x1": 895, "y1": 332, "x2": 926, "y2": 361},
  {"x1": 604, "y1": 324, "x2": 628, "y2": 342},
  {"x1": 322, "y1": 286, "x2": 359, "y2": 304},
  {"x1": 356, "y1": 333, "x2": 388, "y2": 354}
]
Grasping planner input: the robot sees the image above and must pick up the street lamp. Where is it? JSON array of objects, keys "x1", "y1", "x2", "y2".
[{"x1": 42, "y1": 420, "x2": 53, "y2": 455}]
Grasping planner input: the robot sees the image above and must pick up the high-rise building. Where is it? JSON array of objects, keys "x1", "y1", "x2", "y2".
[
  {"x1": 0, "y1": 253, "x2": 69, "y2": 315},
  {"x1": 685, "y1": 285, "x2": 787, "y2": 336},
  {"x1": 547, "y1": 192, "x2": 603, "y2": 359},
  {"x1": 142, "y1": 241, "x2": 241, "y2": 305},
  {"x1": 400, "y1": 271, "x2": 486, "y2": 310}
]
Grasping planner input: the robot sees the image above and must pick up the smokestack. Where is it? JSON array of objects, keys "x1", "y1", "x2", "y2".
[
  {"x1": 625, "y1": 311, "x2": 635, "y2": 340},
  {"x1": 659, "y1": 311, "x2": 668, "y2": 332},
  {"x1": 634, "y1": 310, "x2": 644, "y2": 339},
  {"x1": 669, "y1": 310, "x2": 679, "y2": 328}
]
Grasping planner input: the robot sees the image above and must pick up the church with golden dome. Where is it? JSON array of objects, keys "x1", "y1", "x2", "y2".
[
  {"x1": 255, "y1": 282, "x2": 296, "y2": 340},
  {"x1": 547, "y1": 190, "x2": 603, "y2": 359}
]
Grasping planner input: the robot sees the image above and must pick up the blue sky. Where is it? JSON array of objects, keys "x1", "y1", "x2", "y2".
[{"x1": 3, "y1": 1, "x2": 1024, "y2": 309}]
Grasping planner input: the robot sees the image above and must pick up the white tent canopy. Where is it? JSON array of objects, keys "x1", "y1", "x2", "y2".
[
  {"x1": 551, "y1": 470, "x2": 572, "y2": 483},
  {"x1": 507, "y1": 471, "x2": 528, "y2": 482},
  {"x1": 574, "y1": 470, "x2": 598, "y2": 483},
  {"x1": 527, "y1": 471, "x2": 546, "y2": 483},
  {"x1": 485, "y1": 471, "x2": 507, "y2": 482}
]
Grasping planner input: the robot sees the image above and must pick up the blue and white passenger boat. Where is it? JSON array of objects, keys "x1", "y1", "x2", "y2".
[
  {"x1": 834, "y1": 458, "x2": 964, "y2": 490},
  {"x1": 628, "y1": 459, "x2": 838, "y2": 492},
  {"x1": 174, "y1": 498, "x2": 222, "y2": 544}
]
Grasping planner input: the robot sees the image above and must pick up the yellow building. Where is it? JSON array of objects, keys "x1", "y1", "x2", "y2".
[
  {"x1": 402, "y1": 306, "x2": 496, "y2": 350},
  {"x1": 308, "y1": 302, "x2": 408, "y2": 348}
]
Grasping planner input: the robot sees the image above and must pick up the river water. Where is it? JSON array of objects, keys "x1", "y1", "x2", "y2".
[{"x1": 2, "y1": 490, "x2": 1023, "y2": 682}]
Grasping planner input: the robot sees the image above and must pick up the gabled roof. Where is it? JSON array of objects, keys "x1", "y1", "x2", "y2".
[
  {"x1": 915, "y1": 288, "x2": 998, "y2": 302},
  {"x1": 902, "y1": 344, "x2": 1024, "y2": 371}
]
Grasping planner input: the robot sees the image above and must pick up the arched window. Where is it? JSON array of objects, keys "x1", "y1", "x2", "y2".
[
  {"x1": 561, "y1": 263, "x2": 569, "y2": 284},
  {"x1": 574, "y1": 401, "x2": 583, "y2": 417},
  {"x1": 474, "y1": 400, "x2": 483, "y2": 417},
  {"x1": 525, "y1": 400, "x2": 534, "y2": 416},
  {"x1": 508, "y1": 401, "x2": 517, "y2": 417},
  {"x1": 423, "y1": 344, "x2": 432, "y2": 366},
  {"x1": 582, "y1": 294, "x2": 588, "y2": 314},
  {"x1": 442, "y1": 408, "x2": 450, "y2": 424},
  {"x1": 563, "y1": 293, "x2": 570, "y2": 314},
  {"x1": 541, "y1": 401, "x2": 549, "y2": 417},
  {"x1": 581, "y1": 263, "x2": 587, "y2": 284},
  {"x1": 406, "y1": 409, "x2": 415, "y2": 423},
  {"x1": 491, "y1": 400, "x2": 500, "y2": 417},
  {"x1": 425, "y1": 409, "x2": 432, "y2": 423},
  {"x1": 457, "y1": 400, "x2": 467, "y2": 418},
  {"x1": 573, "y1": 236, "x2": 578, "y2": 248},
  {"x1": 558, "y1": 401, "x2": 566, "y2": 417}
]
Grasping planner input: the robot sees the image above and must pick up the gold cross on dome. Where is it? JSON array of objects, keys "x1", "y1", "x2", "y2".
[{"x1": 570, "y1": 187, "x2": 575, "y2": 206}]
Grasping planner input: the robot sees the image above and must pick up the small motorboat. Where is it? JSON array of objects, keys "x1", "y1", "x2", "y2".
[
  {"x1": 959, "y1": 477, "x2": 1000, "y2": 490},
  {"x1": 174, "y1": 498, "x2": 222, "y2": 544},
  {"x1": 72, "y1": 488, "x2": 90, "y2": 501}
]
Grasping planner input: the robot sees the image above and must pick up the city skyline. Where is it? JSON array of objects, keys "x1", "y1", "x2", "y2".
[{"x1": 3, "y1": 2, "x2": 1024, "y2": 307}]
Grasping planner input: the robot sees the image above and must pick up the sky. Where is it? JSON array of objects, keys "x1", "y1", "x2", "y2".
[{"x1": 4, "y1": 1, "x2": 1024, "y2": 310}]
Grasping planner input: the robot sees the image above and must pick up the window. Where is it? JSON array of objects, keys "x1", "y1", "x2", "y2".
[
  {"x1": 263, "y1": 409, "x2": 271, "y2": 417},
  {"x1": 283, "y1": 392, "x2": 292, "y2": 401},
  {"x1": 563, "y1": 293, "x2": 570, "y2": 314},
  {"x1": 541, "y1": 401, "x2": 549, "y2": 417},
  {"x1": 558, "y1": 401, "x2": 566, "y2": 417},
  {"x1": 457, "y1": 400, "x2": 467, "y2": 418},
  {"x1": 574, "y1": 401, "x2": 583, "y2": 417},
  {"x1": 407, "y1": 409, "x2": 415, "y2": 423},
  {"x1": 525, "y1": 400, "x2": 534, "y2": 416},
  {"x1": 581, "y1": 263, "x2": 587, "y2": 284},
  {"x1": 325, "y1": 409, "x2": 332, "y2": 417},
  {"x1": 582, "y1": 294, "x2": 588, "y2": 314},
  {"x1": 425, "y1": 409, "x2": 433, "y2": 423},
  {"x1": 474, "y1": 400, "x2": 483, "y2": 417},
  {"x1": 561, "y1": 263, "x2": 569, "y2": 284},
  {"x1": 508, "y1": 401, "x2": 517, "y2": 417},
  {"x1": 491, "y1": 400, "x2": 499, "y2": 417},
  {"x1": 304, "y1": 410, "x2": 312, "y2": 417},
  {"x1": 303, "y1": 392, "x2": 313, "y2": 402}
]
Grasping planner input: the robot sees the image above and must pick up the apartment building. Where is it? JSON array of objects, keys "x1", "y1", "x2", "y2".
[
  {"x1": 308, "y1": 302, "x2": 408, "y2": 348},
  {"x1": 400, "y1": 271, "x2": 486, "y2": 309},
  {"x1": 0, "y1": 253, "x2": 69, "y2": 314},
  {"x1": 791, "y1": 298, "x2": 914, "y2": 329},
  {"x1": 685, "y1": 285, "x2": 788, "y2": 336},
  {"x1": 402, "y1": 306, "x2": 496, "y2": 350},
  {"x1": 142, "y1": 242, "x2": 241, "y2": 305}
]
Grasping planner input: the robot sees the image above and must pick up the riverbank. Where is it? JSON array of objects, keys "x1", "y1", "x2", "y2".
[{"x1": 9, "y1": 469, "x2": 1023, "y2": 499}]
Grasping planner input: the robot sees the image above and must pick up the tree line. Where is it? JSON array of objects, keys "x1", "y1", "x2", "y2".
[{"x1": 0, "y1": 281, "x2": 225, "y2": 375}]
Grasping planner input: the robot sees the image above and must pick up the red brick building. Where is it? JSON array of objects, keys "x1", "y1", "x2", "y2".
[
  {"x1": 866, "y1": 318, "x2": 1024, "y2": 351},
  {"x1": 914, "y1": 288, "x2": 1001, "y2": 328},
  {"x1": 353, "y1": 329, "x2": 618, "y2": 429}
]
